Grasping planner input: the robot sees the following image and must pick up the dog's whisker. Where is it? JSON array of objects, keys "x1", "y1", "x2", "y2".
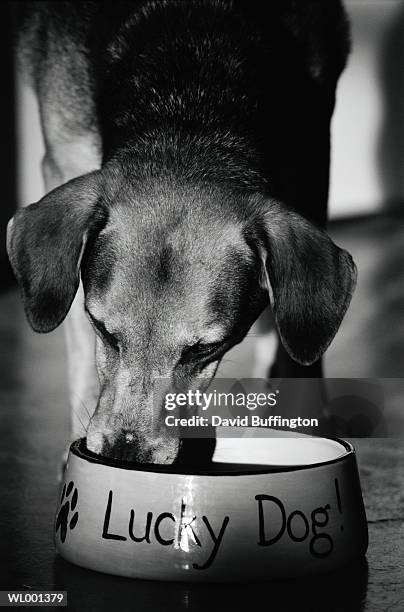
[
  {"x1": 72, "y1": 409, "x2": 89, "y2": 436},
  {"x1": 71, "y1": 393, "x2": 95, "y2": 420}
]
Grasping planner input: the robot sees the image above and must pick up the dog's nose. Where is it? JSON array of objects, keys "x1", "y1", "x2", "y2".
[
  {"x1": 102, "y1": 430, "x2": 150, "y2": 463},
  {"x1": 100, "y1": 430, "x2": 180, "y2": 464},
  {"x1": 123, "y1": 431, "x2": 135, "y2": 444}
]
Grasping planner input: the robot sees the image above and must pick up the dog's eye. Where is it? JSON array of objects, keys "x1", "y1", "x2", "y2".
[
  {"x1": 87, "y1": 312, "x2": 119, "y2": 350},
  {"x1": 181, "y1": 340, "x2": 223, "y2": 361}
]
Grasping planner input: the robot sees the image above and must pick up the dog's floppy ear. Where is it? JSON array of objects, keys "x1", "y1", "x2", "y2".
[
  {"x1": 256, "y1": 199, "x2": 357, "y2": 365},
  {"x1": 7, "y1": 172, "x2": 104, "y2": 333}
]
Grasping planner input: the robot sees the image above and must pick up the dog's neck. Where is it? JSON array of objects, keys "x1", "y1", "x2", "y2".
[{"x1": 94, "y1": 2, "x2": 269, "y2": 193}]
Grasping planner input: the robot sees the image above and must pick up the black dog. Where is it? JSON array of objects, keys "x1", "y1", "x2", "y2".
[{"x1": 8, "y1": 1, "x2": 356, "y2": 463}]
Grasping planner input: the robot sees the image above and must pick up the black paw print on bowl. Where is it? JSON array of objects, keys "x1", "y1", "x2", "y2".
[{"x1": 55, "y1": 481, "x2": 79, "y2": 543}]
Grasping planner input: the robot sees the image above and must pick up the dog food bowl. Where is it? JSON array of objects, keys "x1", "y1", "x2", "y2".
[{"x1": 54, "y1": 431, "x2": 368, "y2": 581}]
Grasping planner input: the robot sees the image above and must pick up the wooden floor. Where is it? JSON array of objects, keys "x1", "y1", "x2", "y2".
[{"x1": 0, "y1": 214, "x2": 403, "y2": 611}]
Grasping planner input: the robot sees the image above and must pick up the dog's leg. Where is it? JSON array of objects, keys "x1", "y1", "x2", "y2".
[
  {"x1": 41, "y1": 138, "x2": 101, "y2": 441},
  {"x1": 269, "y1": 343, "x2": 326, "y2": 434},
  {"x1": 17, "y1": 70, "x2": 102, "y2": 439},
  {"x1": 63, "y1": 284, "x2": 100, "y2": 440},
  {"x1": 252, "y1": 307, "x2": 278, "y2": 379},
  {"x1": 250, "y1": 303, "x2": 326, "y2": 433},
  {"x1": 251, "y1": 307, "x2": 326, "y2": 432}
]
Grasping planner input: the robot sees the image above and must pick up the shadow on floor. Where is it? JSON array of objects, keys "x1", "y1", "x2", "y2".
[{"x1": 53, "y1": 556, "x2": 369, "y2": 612}]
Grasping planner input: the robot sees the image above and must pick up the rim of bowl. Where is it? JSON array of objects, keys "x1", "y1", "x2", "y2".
[{"x1": 70, "y1": 438, "x2": 355, "y2": 476}]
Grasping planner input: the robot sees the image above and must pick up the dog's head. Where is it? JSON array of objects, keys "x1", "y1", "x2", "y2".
[{"x1": 7, "y1": 168, "x2": 356, "y2": 463}]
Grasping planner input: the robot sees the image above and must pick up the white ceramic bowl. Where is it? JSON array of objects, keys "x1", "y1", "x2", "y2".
[{"x1": 55, "y1": 432, "x2": 368, "y2": 581}]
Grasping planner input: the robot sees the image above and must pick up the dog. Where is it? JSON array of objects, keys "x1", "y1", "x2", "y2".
[{"x1": 7, "y1": 1, "x2": 356, "y2": 464}]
